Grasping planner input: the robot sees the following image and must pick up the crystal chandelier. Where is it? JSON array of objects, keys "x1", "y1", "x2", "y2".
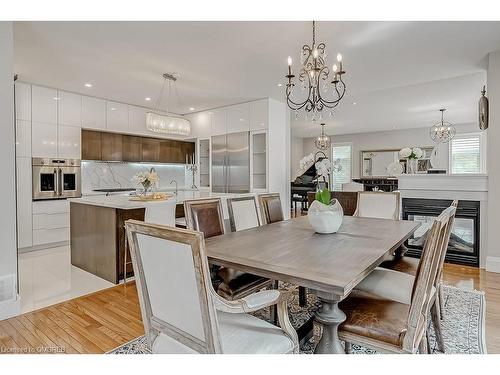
[
  {"x1": 146, "y1": 73, "x2": 191, "y2": 136},
  {"x1": 285, "y1": 21, "x2": 347, "y2": 121},
  {"x1": 429, "y1": 108, "x2": 456, "y2": 143},
  {"x1": 314, "y1": 123, "x2": 331, "y2": 151}
]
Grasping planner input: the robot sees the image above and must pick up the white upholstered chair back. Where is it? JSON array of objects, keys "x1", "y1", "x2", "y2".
[
  {"x1": 354, "y1": 191, "x2": 400, "y2": 220},
  {"x1": 227, "y1": 196, "x2": 260, "y2": 232},
  {"x1": 144, "y1": 200, "x2": 176, "y2": 226},
  {"x1": 125, "y1": 220, "x2": 221, "y2": 353},
  {"x1": 341, "y1": 181, "x2": 364, "y2": 192}
]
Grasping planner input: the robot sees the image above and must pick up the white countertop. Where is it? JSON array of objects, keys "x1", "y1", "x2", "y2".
[{"x1": 69, "y1": 191, "x2": 257, "y2": 210}]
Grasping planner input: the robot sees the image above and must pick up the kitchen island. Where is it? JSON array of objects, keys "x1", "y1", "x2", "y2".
[{"x1": 69, "y1": 191, "x2": 259, "y2": 283}]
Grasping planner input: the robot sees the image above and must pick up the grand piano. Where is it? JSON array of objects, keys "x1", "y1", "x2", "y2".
[{"x1": 290, "y1": 158, "x2": 325, "y2": 212}]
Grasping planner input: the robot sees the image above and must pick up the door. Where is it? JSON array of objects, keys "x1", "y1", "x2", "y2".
[
  {"x1": 142, "y1": 138, "x2": 160, "y2": 162},
  {"x1": 82, "y1": 130, "x2": 102, "y2": 160},
  {"x1": 101, "y1": 132, "x2": 123, "y2": 161},
  {"x1": 123, "y1": 135, "x2": 142, "y2": 161},
  {"x1": 60, "y1": 167, "x2": 81, "y2": 198},
  {"x1": 33, "y1": 166, "x2": 58, "y2": 200},
  {"x1": 227, "y1": 132, "x2": 250, "y2": 193},
  {"x1": 211, "y1": 134, "x2": 227, "y2": 193}
]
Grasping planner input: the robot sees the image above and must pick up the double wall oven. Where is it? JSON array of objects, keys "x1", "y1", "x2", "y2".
[{"x1": 32, "y1": 158, "x2": 81, "y2": 200}]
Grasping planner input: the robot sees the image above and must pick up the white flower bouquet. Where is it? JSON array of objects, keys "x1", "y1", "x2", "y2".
[
  {"x1": 299, "y1": 153, "x2": 315, "y2": 170},
  {"x1": 399, "y1": 147, "x2": 423, "y2": 160},
  {"x1": 132, "y1": 168, "x2": 159, "y2": 195}
]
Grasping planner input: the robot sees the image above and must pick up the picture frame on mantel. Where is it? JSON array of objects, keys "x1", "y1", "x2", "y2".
[{"x1": 360, "y1": 146, "x2": 435, "y2": 177}]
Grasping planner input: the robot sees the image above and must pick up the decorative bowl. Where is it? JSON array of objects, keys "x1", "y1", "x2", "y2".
[{"x1": 307, "y1": 199, "x2": 344, "y2": 234}]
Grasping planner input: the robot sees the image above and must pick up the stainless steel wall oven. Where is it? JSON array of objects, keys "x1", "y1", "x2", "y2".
[{"x1": 32, "y1": 158, "x2": 81, "y2": 200}]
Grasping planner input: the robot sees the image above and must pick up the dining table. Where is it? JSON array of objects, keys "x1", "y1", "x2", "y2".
[{"x1": 205, "y1": 215, "x2": 420, "y2": 354}]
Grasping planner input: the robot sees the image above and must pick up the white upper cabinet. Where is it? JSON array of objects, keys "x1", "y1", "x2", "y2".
[
  {"x1": 82, "y1": 96, "x2": 106, "y2": 130},
  {"x1": 128, "y1": 105, "x2": 147, "y2": 135},
  {"x1": 32, "y1": 122, "x2": 57, "y2": 158},
  {"x1": 227, "y1": 103, "x2": 250, "y2": 134},
  {"x1": 211, "y1": 108, "x2": 227, "y2": 136},
  {"x1": 57, "y1": 125, "x2": 81, "y2": 159},
  {"x1": 15, "y1": 82, "x2": 31, "y2": 121},
  {"x1": 250, "y1": 99, "x2": 268, "y2": 131},
  {"x1": 106, "y1": 101, "x2": 129, "y2": 132},
  {"x1": 32, "y1": 86, "x2": 58, "y2": 125},
  {"x1": 189, "y1": 111, "x2": 211, "y2": 139},
  {"x1": 58, "y1": 91, "x2": 82, "y2": 127},
  {"x1": 16, "y1": 120, "x2": 32, "y2": 158}
]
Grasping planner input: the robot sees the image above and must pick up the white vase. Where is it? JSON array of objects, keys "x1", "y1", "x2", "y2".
[
  {"x1": 307, "y1": 199, "x2": 344, "y2": 234},
  {"x1": 407, "y1": 158, "x2": 418, "y2": 174}
]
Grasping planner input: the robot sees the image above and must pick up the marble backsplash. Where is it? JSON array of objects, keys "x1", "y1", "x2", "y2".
[{"x1": 81, "y1": 161, "x2": 192, "y2": 194}]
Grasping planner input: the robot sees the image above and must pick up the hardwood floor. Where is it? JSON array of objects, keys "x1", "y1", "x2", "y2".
[{"x1": 1, "y1": 263, "x2": 499, "y2": 354}]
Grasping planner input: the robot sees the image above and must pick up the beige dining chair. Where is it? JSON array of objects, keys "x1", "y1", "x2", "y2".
[
  {"x1": 124, "y1": 200, "x2": 177, "y2": 284},
  {"x1": 341, "y1": 181, "x2": 364, "y2": 192},
  {"x1": 184, "y1": 198, "x2": 272, "y2": 302},
  {"x1": 227, "y1": 196, "x2": 260, "y2": 232},
  {"x1": 125, "y1": 220, "x2": 299, "y2": 354},
  {"x1": 345, "y1": 204, "x2": 456, "y2": 354},
  {"x1": 379, "y1": 200, "x2": 459, "y2": 321},
  {"x1": 353, "y1": 191, "x2": 401, "y2": 220}
]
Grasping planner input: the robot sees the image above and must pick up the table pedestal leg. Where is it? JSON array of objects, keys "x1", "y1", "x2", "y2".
[{"x1": 314, "y1": 297, "x2": 346, "y2": 354}]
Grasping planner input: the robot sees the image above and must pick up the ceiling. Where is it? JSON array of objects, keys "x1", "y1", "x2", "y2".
[{"x1": 13, "y1": 21, "x2": 500, "y2": 136}]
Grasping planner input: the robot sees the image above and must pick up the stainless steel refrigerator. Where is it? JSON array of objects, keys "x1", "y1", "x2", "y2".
[{"x1": 211, "y1": 132, "x2": 250, "y2": 193}]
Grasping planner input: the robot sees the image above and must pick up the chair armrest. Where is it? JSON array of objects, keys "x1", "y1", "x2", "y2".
[
  {"x1": 212, "y1": 289, "x2": 299, "y2": 353},
  {"x1": 212, "y1": 289, "x2": 283, "y2": 313}
]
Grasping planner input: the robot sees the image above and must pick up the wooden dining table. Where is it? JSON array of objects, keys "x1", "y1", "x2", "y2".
[{"x1": 205, "y1": 215, "x2": 420, "y2": 354}]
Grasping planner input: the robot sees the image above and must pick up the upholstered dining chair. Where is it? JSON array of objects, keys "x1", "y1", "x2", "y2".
[
  {"x1": 258, "y1": 192, "x2": 308, "y2": 307},
  {"x1": 227, "y1": 196, "x2": 260, "y2": 232},
  {"x1": 124, "y1": 200, "x2": 177, "y2": 284},
  {"x1": 125, "y1": 220, "x2": 299, "y2": 354},
  {"x1": 258, "y1": 193, "x2": 285, "y2": 224},
  {"x1": 353, "y1": 191, "x2": 401, "y2": 220},
  {"x1": 342, "y1": 204, "x2": 456, "y2": 354},
  {"x1": 184, "y1": 198, "x2": 272, "y2": 302},
  {"x1": 378, "y1": 200, "x2": 459, "y2": 325}
]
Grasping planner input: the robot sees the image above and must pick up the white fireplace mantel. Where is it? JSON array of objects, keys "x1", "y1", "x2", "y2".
[{"x1": 396, "y1": 173, "x2": 492, "y2": 271}]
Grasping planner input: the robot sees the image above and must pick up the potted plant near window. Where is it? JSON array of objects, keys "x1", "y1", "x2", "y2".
[{"x1": 307, "y1": 159, "x2": 344, "y2": 234}]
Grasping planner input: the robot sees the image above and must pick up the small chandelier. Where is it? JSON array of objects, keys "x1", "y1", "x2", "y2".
[
  {"x1": 146, "y1": 73, "x2": 191, "y2": 136},
  {"x1": 429, "y1": 108, "x2": 456, "y2": 143},
  {"x1": 285, "y1": 21, "x2": 347, "y2": 120},
  {"x1": 314, "y1": 123, "x2": 331, "y2": 151}
]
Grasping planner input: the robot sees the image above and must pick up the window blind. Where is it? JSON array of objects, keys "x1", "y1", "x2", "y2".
[
  {"x1": 450, "y1": 135, "x2": 481, "y2": 174},
  {"x1": 331, "y1": 144, "x2": 352, "y2": 191}
]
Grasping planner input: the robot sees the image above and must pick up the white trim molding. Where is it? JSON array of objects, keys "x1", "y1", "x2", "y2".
[{"x1": 486, "y1": 256, "x2": 500, "y2": 273}]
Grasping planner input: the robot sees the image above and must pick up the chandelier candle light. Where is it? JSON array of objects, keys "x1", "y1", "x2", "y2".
[
  {"x1": 146, "y1": 73, "x2": 191, "y2": 136},
  {"x1": 429, "y1": 108, "x2": 456, "y2": 144},
  {"x1": 285, "y1": 21, "x2": 347, "y2": 120}
]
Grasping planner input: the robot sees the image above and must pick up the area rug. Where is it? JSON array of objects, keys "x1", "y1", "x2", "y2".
[{"x1": 109, "y1": 283, "x2": 486, "y2": 354}]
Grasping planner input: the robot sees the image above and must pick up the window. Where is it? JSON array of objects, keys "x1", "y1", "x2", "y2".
[
  {"x1": 331, "y1": 143, "x2": 352, "y2": 191},
  {"x1": 449, "y1": 133, "x2": 486, "y2": 174}
]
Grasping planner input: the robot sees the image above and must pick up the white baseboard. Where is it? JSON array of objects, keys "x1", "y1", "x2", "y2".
[
  {"x1": 0, "y1": 294, "x2": 21, "y2": 320},
  {"x1": 486, "y1": 256, "x2": 500, "y2": 273}
]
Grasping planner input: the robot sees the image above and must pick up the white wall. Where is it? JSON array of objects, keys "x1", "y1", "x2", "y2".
[
  {"x1": 290, "y1": 135, "x2": 304, "y2": 178},
  {"x1": 300, "y1": 123, "x2": 478, "y2": 178},
  {"x1": 487, "y1": 51, "x2": 500, "y2": 272},
  {"x1": 0, "y1": 22, "x2": 19, "y2": 319}
]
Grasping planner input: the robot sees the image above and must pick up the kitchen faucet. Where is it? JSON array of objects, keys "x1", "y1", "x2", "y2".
[{"x1": 170, "y1": 179, "x2": 178, "y2": 195}]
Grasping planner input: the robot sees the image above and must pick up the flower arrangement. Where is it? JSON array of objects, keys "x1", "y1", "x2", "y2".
[
  {"x1": 132, "y1": 168, "x2": 159, "y2": 195},
  {"x1": 315, "y1": 159, "x2": 333, "y2": 205},
  {"x1": 299, "y1": 153, "x2": 315, "y2": 170},
  {"x1": 399, "y1": 147, "x2": 423, "y2": 174},
  {"x1": 399, "y1": 147, "x2": 423, "y2": 159}
]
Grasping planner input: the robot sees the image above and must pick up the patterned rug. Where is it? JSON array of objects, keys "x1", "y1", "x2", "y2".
[{"x1": 109, "y1": 283, "x2": 486, "y2": 354}]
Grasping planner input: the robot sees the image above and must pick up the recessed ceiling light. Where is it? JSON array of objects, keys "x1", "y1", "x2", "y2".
[
  {"x1": 277, "y1": 83, "x2": 283, "y2": 87},
  {"x1": 53, "y1": 97, "x2": 60, "y2": 101},
  {"x1": 352, "y1": 102, "x2": 357, "y2": 106},
  {"x1": 84, "y1": 83, "x2": 92, "y2": 88},
  {"x1": 189, "y1": 107, "x2": 195, "y2": 111},
  {"x1": 110, "y1": 107, "x2": 116, "y2": 111},
  {"x1": 145, "y1": 97, "x2": 151, "y2": 101}
]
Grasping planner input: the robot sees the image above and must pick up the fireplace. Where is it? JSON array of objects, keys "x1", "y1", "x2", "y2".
[{"x1": 402, "y1": 198, "x2": 480, "y2": 267}]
